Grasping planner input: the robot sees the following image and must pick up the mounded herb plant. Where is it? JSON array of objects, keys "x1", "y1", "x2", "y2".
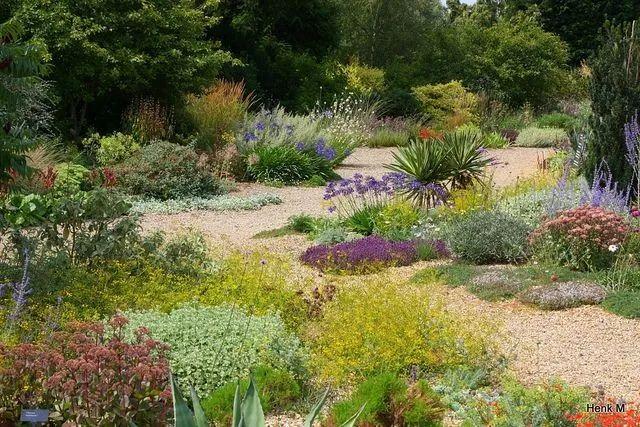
[{"x1": 446, "y1": 210, "x2": 531, "y2": 264}]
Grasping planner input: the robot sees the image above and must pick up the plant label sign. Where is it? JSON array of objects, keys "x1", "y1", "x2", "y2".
[{"x1": 20, "y1": 408, "x2": 49, "y2": 423}]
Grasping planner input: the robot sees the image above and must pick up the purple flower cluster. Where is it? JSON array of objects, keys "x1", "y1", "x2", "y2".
[
  {"x1": 300, "y1": 236, "x2": 419, "y2": 273},
  {"x1": 314, "y1": 139, "x2": 336, "y2": 161},
  {"x1": 625, "y1": 113, "x2": 640, "y2": 168},
  {"x1": 323, "y1": 173, "x2": 448, "y2": 213},
  {"x1": 427, "y1": 239, "x2": 451, "y2": 258},
  {"x1": 581, "y1": 162, "x2": 631, "y2": 213},
  {"x1": 296, "y1": 138, "x2": 337, "y2": 161}
]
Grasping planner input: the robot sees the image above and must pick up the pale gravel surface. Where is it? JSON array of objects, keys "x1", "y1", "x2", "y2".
[
  {"x1": 141, "y1": 147, "x2": 552, "y2": 248},
  {"x1": 143, "y1": 146, "x2": 640, "y2": 400}
]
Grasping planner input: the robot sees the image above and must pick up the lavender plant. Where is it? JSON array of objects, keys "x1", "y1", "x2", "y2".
[
  {"x1": 0, "y1": 247, "x2": 31, "y2": 325},
  {"x1": 625, "y1": 113, "x2": 640, "y2": 206},
  {"x1": 546, "y1": 163, "x2": 630, "y2": 218}
]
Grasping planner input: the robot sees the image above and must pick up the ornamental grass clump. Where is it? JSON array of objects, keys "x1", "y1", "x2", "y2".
[
  {"x1": 300, "y1": 236, "x2": 419, "y2": 274},
  {"x1": 0, "y1": 315, "x2": 171, "y2": 425},
  {"x1": 530, "y1": 205, "x2": 630, "y2": 271}
]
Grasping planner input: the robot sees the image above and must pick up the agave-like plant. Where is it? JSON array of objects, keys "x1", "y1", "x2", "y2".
[
  {"x1": 443, "y1": 130, "x2": 493, "y2": 190},
  {"x1": 385, "y1": 139, "x2": 452, "y2": 208},
  {"x1": 386, "y1": 130, "x2": 494, "y2": 207},
  {"x1": 166, "y1": 373, "x2": 365, "y2": 427}
]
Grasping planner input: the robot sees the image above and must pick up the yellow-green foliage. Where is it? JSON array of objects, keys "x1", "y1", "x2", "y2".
[
  {"x1": 412, "y1": 81, "x2": 478, "y2": 130},
  {"x1": 20, "y1": 250, "x2": 308, "y2": 334},
  {"x1": 197, "y1": 250, "x2": 309, "y2": 328},
  {"x1": 498, "y1": 171, "x2": 560, "y2": 200},
  {"x1": 344, "y1": 62, "x2": 386, "y2": 96},
  {"x1": 374, "y1": 199, "x2": 421, "y2": 240},
  {"x1": 435, "y1": 182, "x2": 495, "y2": 221},
  {"x1": 310, "y1": 277, "x2": 496, "y2": 384}
]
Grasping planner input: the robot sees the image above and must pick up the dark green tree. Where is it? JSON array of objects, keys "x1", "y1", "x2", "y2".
[
  {"x1": 0, "y1": 17, "x2": 48, "y2": 184},
  {"x1": 17, "y1": 0, "x2": 232, "y2": 138},
  {"x1": 506, "y1": 0, "x2": 640, "y2": 63},
  {"x1": 586, "y1": 22, "x2": 640, "y2": 188},
  {"x1": 339, "y1": 0, "x2": 445, "y2": 68},
  {"x1": 213, "y1": 0, "x2": 341, "y2": 111}
]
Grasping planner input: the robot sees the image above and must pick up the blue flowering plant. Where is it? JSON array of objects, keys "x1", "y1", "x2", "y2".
[
  {"x1": 323, "y1": 173, "x2": 444, "y2": 234},
  {"x1": 237, "y1": 107, "x2": 353, "y2": 184}
]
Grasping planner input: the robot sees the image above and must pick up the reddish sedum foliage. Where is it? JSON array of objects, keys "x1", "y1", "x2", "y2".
[
  {"x1": 531, "y1": 206, "x2": 629, "y2": 248},
  {"x1": 0, "y1": 315, "x2": 171, "y2": 425},
  {"x1": 530, "y1": 206, "x2": 630, "y2": 270}
]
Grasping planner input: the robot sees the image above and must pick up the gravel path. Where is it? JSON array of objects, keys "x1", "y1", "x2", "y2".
[
  {"x1": 442, "y1": 286, "x2": 640, "y2": 399},
  {"x1": 141, "y1": 146, "x2": 640, "y2": 400},
  {"x1": 141, "y1": 147, "x2": 551, "y2": 246}
]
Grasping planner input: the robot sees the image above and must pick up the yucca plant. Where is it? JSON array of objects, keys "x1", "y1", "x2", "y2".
[
  {"x1": 443, "y1": 130, "x2": 494, "y2": 190},
  {"x1": 168, "y1": 373, "x2": 365, "y2": 427},
  {"x1": 385, "y1": 139, "x2": 451, "y2": 208},
  {"x1": 0, "y1": 17, "x2": 49, "y2": 185}
]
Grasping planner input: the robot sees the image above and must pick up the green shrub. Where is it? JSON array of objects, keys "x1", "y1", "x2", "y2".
[
  {"x1": 246, "y1": 145, "x2": 316, "y2": 184},
  {"x1": 123, "y1": 305, "x2": 306, "y2": 398},
  {"x1": 346, "y1": 205, "x2": 384, "y2": 236},
  {"x1": 412, "y1": 81, "x2": 478, "y2": 130},
  {"x1": 53, "y1": 163, "x2": 90, "y2": 193},
  {"x1": 495, "y1": 189, "x2": 552, "y2": 228},
  {"x1": 114, "y1": 141, "x2": 223, "y2": 200},
  {"x1": 602, "y1": 290, "x2": 640, "y2": 318},
  {"x1": 288, "y1": 214, "x2": 317, "y2": 233},
  {"x1": 313, "y1": 223, "x2": 360, "y2": 245},
  {"x1": 463, "y1": 378, "x2": 589, "y2": 426},
  {"x1": 201, "y1": 366, "x2": 302, "y2": 425},
  {"x1": 586, "y1": 23, "x2": 640, "y2": 191},
  {"x1": 344, "y1": 62, "x2": 386, "y2": 96},
  {"x1": 374, "y1": 200, "x2": 421, "y2": 241},
  {"x1": 446, "y1": 210, "x2": 531, "y2": 264},
  {"x1": 41, "y1": 188, "x2": 140, "y2": 264},
  {"x1": 482, "y1": 132, "x2": 510, "y2": 149},
  {"x1": 330, "y1": 373, "x2": 444, "y2": 427},
  {"x1": 514, "y1": 127, "x2": 568, "y2": 148},
  {"x1": 150, "y1": 231, "x2": 215, "y2": 277},
  {"x1": 82, "y1": 133, "x2": 140, "y2": 165},
  {"x1": 311, "y1": 277, "x2": 496, "y2": 384},
  {"x1": 23, "y1": 249, "x2": 308, "y2": 333},
  {"x1": 535, "y1": 113, "x2": 580, "y2": 132}
]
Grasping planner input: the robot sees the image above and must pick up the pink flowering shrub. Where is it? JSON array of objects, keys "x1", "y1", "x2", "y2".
[
  {"x1": 0, "y1": 315, "x2": 171, "y2": 425},
  {"x1": 530, "y1": 206, "x2": 630, "y2": 271}
]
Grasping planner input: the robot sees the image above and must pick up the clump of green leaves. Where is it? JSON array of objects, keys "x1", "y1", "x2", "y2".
[
  {"x1": 329, "y1": 373, "x2": 445, "y2": 426},
  {"x1": 123, "y1": 305, "x2": 307, "y2": 398},
  {"x1": 114, "y1": 141, "x2": 224, "y2": 200},
  {"x1": 445, "y1": 210, "x2": 531, "y2": 264}
]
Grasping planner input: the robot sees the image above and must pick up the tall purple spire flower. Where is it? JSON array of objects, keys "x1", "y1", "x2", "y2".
[
  {"x1": 625, "y1": 113, "x2": 640, "y2": 205},
  {"x1": 0, "y1": 247, "x2": 32, "y2": 325}
]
